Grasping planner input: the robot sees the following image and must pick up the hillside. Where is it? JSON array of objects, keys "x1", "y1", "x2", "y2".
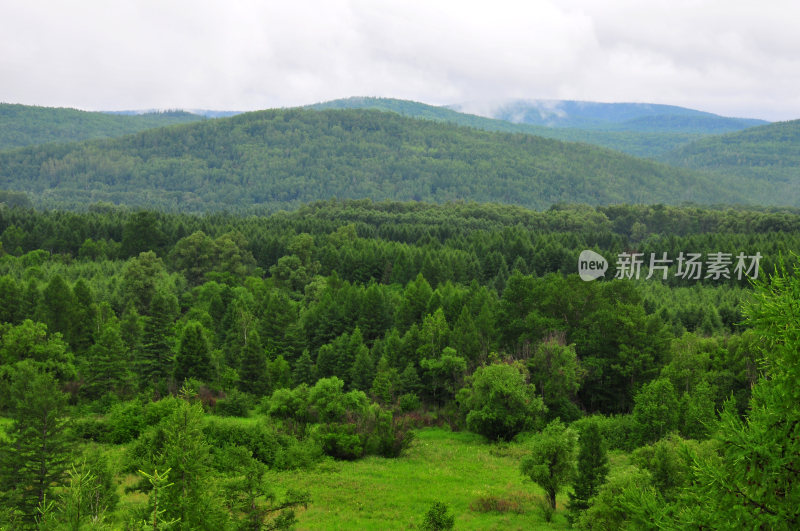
[
  {"x1": 459, "y1": 99, "x2": 768, "y2": 132},
  {"x1": 309, "y1": 97, "x2": 742, "y2": 158},
  {"x1": 0, "y1": 103, "x2": 205, "y2": 150},
  {"x1": 0, "y1": 108, "x2": 744, "y2": 212},
  {"x1": 661, "y1": 120, "x2": 800, "y2": 206}
]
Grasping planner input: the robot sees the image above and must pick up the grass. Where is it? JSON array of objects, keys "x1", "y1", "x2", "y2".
[{"x1": 272, "y1": 427, "x2": 571, "y2": 530}]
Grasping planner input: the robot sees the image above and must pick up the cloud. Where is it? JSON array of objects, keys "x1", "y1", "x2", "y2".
[{"x1": 1, "y1": 0, "x2": 799, "y2": 120}]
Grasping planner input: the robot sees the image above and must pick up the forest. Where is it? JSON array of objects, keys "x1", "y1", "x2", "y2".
[
  {"x1": 0, "y1": 108, "x2": 743, "y2": 212},
  {"x1": 0, "y1": 199, "x2": 798, "y2": 529}
]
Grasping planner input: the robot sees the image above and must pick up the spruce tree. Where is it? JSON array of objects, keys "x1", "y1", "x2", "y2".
[
  {"x1": 292, "y1": 349, "x2": 316, "y2": 386},
  {"x1": 239, "y1": 330, "x2": 268, "y2": 396},
  {"x1": 0, "y1": 368, "x2": 71, "y2": 524},
  {"x1": 41, "y1": 274, "x2": 74, "y2": 338},
  {"x1": 568, "y1": 419, "x2": 609, "y2": 522},
  {"x1": 82, "y1": 315, "x2": 130, "y2": 399},
  {"x1": 174, "y1": 321, "x2": 213, "y2": 384},
  {"x1": 349, "y1": 342, "x2": 374, "y2": 392},
  {"x1": 0, "y1": 274, "x2": 22, "y2": 324},
  {"x1": 158, "y1": 389, "x2": 227, "y2": 529},
  {"x1": 139, "y1": 290, "x2": 178, "y2": 389},
  {"x1": 69, "y1": 278, "x2": 97, "y2": 354}
]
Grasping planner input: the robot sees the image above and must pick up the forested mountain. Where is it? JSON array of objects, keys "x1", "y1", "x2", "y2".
[
  {"x1": 662, "y1": 120, "x2": 800, "y2": 206},
  {"x1": 0, "y1": 103, "x2": 206, "y2": 150},
  {"x1": 0, "y1": 107, "x2": 745, "y2": 212},
  {"x1": 456, "y1": 99, "x2": 768, "y2": 132},
  {"x1": 307, "y1": 97, "x2": 766, "y2": 158}
]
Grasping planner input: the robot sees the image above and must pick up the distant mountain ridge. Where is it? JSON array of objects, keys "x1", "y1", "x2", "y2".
[
  {"x1": 661, "y1": 119, "x2": 800, "y2": 206},
  {"x1": 0, "y1": 107, "x2": 744, "y2": 212},
  {"x1": 309, "y1": 97, "x2": 765, "y2": 158},
  {"x1": 452, "y1": 99, "x2": 768, "y2": 132},
  {"x1": 0, "y1": 103, "x2": 206, "y2": 150}
]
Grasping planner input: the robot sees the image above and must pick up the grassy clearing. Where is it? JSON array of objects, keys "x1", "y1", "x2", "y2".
[{"x1": 273, "y1": 428, "x2": 570, "y2": 530}]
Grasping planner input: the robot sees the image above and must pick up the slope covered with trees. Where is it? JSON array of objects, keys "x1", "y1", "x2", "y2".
[
  {"x1": 662, "y1": 119, "x2": 800, "y2": 206},
  {"x1": 0, "y1": 108, "x2": 746, "y2": 212},
  {"x1": 471, "y1": 99, "x2": 767, "y2": 131},
  {"x1": 0, "y1": 104, "x2": 205, "y2": 150},
  {"x1": 0, "y1": 200, "x2": 798, "y2": 527},
  {"x1": 310, "y1": 97, "x2": 737, "y2": 158}
]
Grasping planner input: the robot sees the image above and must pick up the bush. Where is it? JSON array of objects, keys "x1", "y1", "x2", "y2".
[
  {"x1": 105, "y1": 400, "x2": 145, "y2": 443},
  {"x1": 363, "y1": 405, "x2": 415, "y2": 458},
  {"x1": 214, "y1": 389, "x2": 253, "y2": 417},
  {"x1": 421, "y1": 501, "x2": 455, "y2": 530},
  {"x1": 313, "y1": 423, "x2": 363, "y2": 460},
  {"x1": 398, "y1": 392, "x2": 421, "y2": 412},
  {"x1": 460, "y1": 362, "x2": 545, "y2": 441},
  {"x1": 469, "y1": 493, "x2": 526, "y2": 514},
  {"x1": 203, "y1": 417, "x2": 283, "y2": 467},
  {"x1": 71, "y1": 416, "x2": 110, "y2": 442}
]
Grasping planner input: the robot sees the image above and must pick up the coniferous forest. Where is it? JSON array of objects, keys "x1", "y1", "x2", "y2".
[{"x1": 1, "y1": 197, "x2": 799, "y2": 529}]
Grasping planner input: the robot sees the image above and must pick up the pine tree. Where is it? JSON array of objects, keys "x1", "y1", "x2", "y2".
[
  {"x1": 21, "y1": 279, "x2": 41, "y2": 322},
  {"x1": 139, "y1": 290, "x2": 178, "y2": 389},
  {"x1": 349, "y1": 342, "x2": 375, "y2": 392},
  {"x1": 398, "y1": 363, "x2": 422, "y2": 395},
  {"x1": 158, "y1": 389, "x2": 227, "y2": 529},
  {"x1": 69, "y1": 278, "x2": 97, "y2": 354},
  {"x1": 0, "y1": 274, "x2": 22, "y2": 324},
  {"x1": 315, "y1": 343, "x2": 338, "y2": 380},
  {"x1": 292, "y1": 349, "x2": 316, "y2": 386},
  {"x1": 568, "y1": 419, "x2": 609, "y2": 522},
  {"x1": 174, "y1": 321, "x2": 213, "y2": 384},
  {"x1": 41, "y1": 274, "x2": 74, "y2": 338},
  {"x1": 0, "y1": 368, "x2": 71, "y2": 524},
  {"x1": 239, "y1": 330, "x2": 268, "y2": 396},
  {"x1": 370, "y1": 355, "x2": 398, "y2": 404},
  {"x1": 82, "y1": 315, "x2": 130, "y2": 399}
]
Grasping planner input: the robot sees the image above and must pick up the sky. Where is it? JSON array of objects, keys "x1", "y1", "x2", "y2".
[{"x1": 2, "y1": 0, "x2": 799, "y2": 121}]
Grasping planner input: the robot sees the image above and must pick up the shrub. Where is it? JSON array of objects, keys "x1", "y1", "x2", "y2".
[
  {"x1": 203, "y1": 417, "x2": 283, "y2": 467},
  {"x1": 398, "y1": 392, "x2": 421, "y2": 412},
  {"x1": 214, "y1": 389, "x2": 253, "y2": 417},
  {"x1": 105, "y1": 400, "x2": 145, "y2": 443},
  {"x1": 421, "y1": 501, "x2": 455, "y2": 530},
  {"x1": 469, "y1": 493, "x2": 525, "y2": 514}
]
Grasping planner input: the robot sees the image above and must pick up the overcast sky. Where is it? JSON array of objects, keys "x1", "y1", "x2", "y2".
[{"x1": 2, "y1": 0, "x2": 799, "y2": 121}]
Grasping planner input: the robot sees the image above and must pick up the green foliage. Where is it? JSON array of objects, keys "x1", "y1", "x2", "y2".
[
  {"x1": 155, "y1": 390, "x2": 229, "y2": 530},
  {"x1": 460, "y1": 362, "x2": 544, "y2": 441},
  {"x1": 680, "y1": 258, "x2": 800, "y2": 528},
  {"x1": 663, "y1": 119, "x2": 800, "y2": 206},
  {"x1": 520, "y1": 419, "x2": 577, "y2": 514},
  {"x1": 567, "y1": 419, "x2": 609, "y2": 521},
  {"x1": 0, "y1": 368, "x2": 71, "y2": 524},
  {"x1": 527, "y1": 336, "x2": 583, "y2": 421},
  {"x1": 173, "y1": 321, "x2": 213, "y2": 384},
  {"x1": 421, "y1": 501, "x2": 455, "y2": 531},
  {"x1": 0, "y1": 108, "x2": 745, "y2": 212},
  {"x1": 632, "y1": 377, "x2": 681, "y2": 445},
  {"x1": 0, "y1": 103, "x2": 204, "y2": 150}
]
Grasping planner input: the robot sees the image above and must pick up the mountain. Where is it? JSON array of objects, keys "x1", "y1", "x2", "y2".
[
  {"x1": 0, "y1": 107, "x2": 743, "y2": 212},
  {"x1": 0, "y1": 104, "x2": 206, "y2": 150},
  {"x1": 308, "y1": 97, "x2": 757, "y2": 158},
  {"x1": 454, "y1": 99, "x2": 768, "y2": 133},
  {"x1": 105, "y1": 109, "x2": 242, "y2": 119},
  {"x1": 661, "y1": 120, "x2": 800, "y2": 206}
]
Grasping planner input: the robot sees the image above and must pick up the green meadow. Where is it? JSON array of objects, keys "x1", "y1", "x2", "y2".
[{"x1": 274, "y1": 428, "x2": 570, "y2": 530}]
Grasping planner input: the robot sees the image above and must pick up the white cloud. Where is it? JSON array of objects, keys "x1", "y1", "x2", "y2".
[{"x1": 1, "y1": 0, "x2": 798, "y2": 120}]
